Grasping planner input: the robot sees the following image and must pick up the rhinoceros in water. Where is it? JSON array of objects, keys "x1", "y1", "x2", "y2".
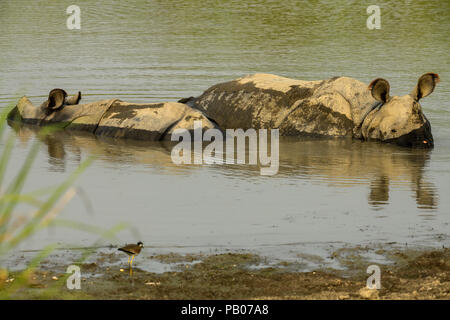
[
  {"x1": 180, "y1": 73, "x2": 439, "y2": 148},
  {"x1": 7, "y1": 89, "x2": 219, "y2": 140}
]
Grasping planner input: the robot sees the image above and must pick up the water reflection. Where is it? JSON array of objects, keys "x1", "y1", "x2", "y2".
[
  {"x1": 278, "y1": 138, "x2": 438, "y2": 210},
  {"x1": 369, "y1": 176, "x2": 389, "y2": 207},
  {"x1": 11, "y1": 124, "x2": 438, "y2": 210},
  {"x1": 44, "y1": 134, "x2": 67, "y2": 172}
]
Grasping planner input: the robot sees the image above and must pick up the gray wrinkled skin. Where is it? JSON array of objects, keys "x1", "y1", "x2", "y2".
[
  {"x1": 8, "y1": 95, "x2": 218, "y2": 141},
  {"x1": 8, "y1": 73, "x2": 437, "y2": 146},
  {"x1": 184, "y1": 73, "x2": 437, "y2": 148}
]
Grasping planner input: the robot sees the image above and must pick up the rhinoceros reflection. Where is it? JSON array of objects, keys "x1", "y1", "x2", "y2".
[
  {"x1": 44, "y1": 134, "x2": 67, "y2": 172},
  {"x1": 278, "y1": 138, "x2": 437, "y2": 210},
  {"x1": 11, "y1": 124, "x2": 437, "y2": 210}
]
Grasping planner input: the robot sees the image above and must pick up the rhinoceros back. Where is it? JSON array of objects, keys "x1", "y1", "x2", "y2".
[{"x1": 190, "y1": 73, "x2": 374, "y2": 137}]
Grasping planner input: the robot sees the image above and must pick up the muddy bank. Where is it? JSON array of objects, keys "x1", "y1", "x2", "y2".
[{"x1": 1, "y1": 247, "x2": 448, "y2": 300}]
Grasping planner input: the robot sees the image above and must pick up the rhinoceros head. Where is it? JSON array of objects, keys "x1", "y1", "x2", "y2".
[{"x1": 361, "y1": 73, "x2": 439, "y2": 148}]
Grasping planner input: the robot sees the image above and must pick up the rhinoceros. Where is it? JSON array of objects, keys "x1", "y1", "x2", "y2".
[
  {"x1": 180, "y1": 73, "x2": 439, "y2": 148},
  {"x1": 7, "y1": 89, "x2": 219, "y2": 140}
]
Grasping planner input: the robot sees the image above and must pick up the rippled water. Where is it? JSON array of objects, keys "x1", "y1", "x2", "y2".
[{"x1": 0, "y1": 0, "x2": 449, "y2": 265}]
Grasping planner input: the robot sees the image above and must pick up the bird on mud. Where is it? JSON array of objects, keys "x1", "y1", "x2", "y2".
[{"x1": 118, "y1": 242, "x2": 144, "y2": 271}]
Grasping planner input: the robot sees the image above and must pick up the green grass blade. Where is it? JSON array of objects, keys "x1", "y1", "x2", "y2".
[
  {"x1": 0, "y1": 142, "x2": 40, "y2": 236},
  {"x1": 4, "y1": 157, "x2": 93, "y2": 251},
  {"x1": 0, "y1": 193, "x2": 43, "y2": 207},
  {"x1": 0, "y1": 102, "x2": 15, "y2": 142},
  {"x1": 0, "y1": 132, "x2": 16, "y2": 190}
]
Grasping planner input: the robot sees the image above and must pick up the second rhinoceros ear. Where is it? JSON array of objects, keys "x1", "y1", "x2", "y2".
[
  {"x1": 368, "y1": 78, "x2": 390, "y2": 103},
  {"x1": 411, "y1": 73, "x2": 440, "y2": 101},
  {"x1": 47, "y1": 88, "x2": 67, "y2": 111},
  {"x1": 65, "y1": 91, "x2": 82, "y2": 105}
]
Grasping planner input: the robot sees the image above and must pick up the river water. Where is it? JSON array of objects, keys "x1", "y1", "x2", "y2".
[{"x1": 0, "y1": 0, "x2": 448, "y2": 270}]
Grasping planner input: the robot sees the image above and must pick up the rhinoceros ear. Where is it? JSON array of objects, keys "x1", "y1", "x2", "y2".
[
  {"x1": 47, "y1": 88, "x2": 67, "y2": 111},
  {"x1": 65, "y1": 91, "x2": 82, "y2": 105},
  {"x1": 368, "y1": 78, "x2": 390, "y2": 103},
  {"x1": 411, "y1": 73, "x2": 440, "y2": 101}
]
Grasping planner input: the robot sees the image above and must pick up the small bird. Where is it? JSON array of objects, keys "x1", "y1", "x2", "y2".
[{"x1": 118, "y1": 242, "x2": 143, "y2": 270}]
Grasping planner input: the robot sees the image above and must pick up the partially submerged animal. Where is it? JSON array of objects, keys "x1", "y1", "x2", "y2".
[
  {"x1": 181, "y1": 73, "x2": 439, "y2": 148},
  {"x1": 8, "y1": 90, "x2": 218, "y2": 140},
  {"x1": 8, "y1": 73, "x2": 439, "y2": 147}
]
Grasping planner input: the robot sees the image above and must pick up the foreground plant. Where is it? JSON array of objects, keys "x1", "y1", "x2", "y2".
[{"x1": 0, "y1": 102, "x2": 126, "y2": 298}]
